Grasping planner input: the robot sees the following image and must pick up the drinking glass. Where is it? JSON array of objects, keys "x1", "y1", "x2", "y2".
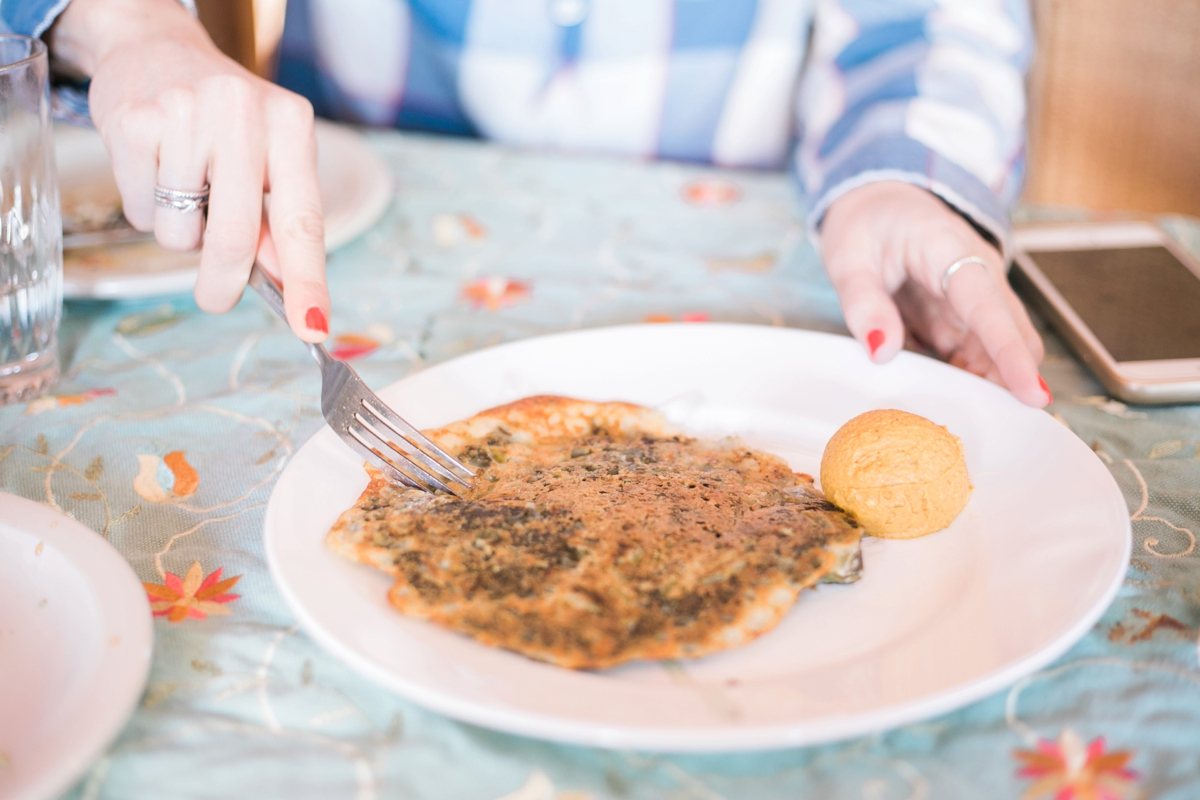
[{"x1": 0, "y1": 34, "x2": 61, "y2": 404}]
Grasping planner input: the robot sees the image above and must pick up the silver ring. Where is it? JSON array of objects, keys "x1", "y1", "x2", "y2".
[
  {"x1": 940, "y1": 255, "x2": 989, "y2": 294},
  {"x1": 154, "y1": 184, "x2": 210, "y2": 213}
]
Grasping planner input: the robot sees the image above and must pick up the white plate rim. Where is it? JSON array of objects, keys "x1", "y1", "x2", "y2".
[
  {"x1": 264, "y1": 323, "x2": 1131, "y2": 752},
  {"x1": 0, "y1": 492, "x2": 154, "y2": 799},
  {"x1": 58, "y1": 120, "x2": 392, "y2": 300}
]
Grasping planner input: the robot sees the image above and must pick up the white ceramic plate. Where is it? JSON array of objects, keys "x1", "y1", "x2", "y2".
[
  {"x1": 264, "y1": 324, "x2": 1130, "y2": 752},
  {"x1": 0, "y1": 493, "x2": 153, "y2": 799},
  {"x1": 57, "y1": 120, "x2": 392, "y2": 299}
]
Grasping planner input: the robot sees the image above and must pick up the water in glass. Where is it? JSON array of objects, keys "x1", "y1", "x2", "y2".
[{"x1": 0, "y1": 34, "x2": 61, "y2": 404}]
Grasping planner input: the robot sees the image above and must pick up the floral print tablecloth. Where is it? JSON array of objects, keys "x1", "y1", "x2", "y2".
[{"x1": 2, "y1": 130, "x2": 1199, "y2": 799}]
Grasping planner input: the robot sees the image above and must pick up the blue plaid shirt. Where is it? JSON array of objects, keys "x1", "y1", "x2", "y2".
[{"x1": 7, "y1": 0, "x2": 1032, "y2": 246}]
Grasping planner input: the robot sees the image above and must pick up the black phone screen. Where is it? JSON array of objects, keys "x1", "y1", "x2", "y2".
[{"x1": 1025, "y1": 246, "x2": 1200, "y2": 362}]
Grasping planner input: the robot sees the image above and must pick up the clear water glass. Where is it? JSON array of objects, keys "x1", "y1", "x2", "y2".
[{"x1": 0, "y1": 34, "x2": 61, "y2": 404}]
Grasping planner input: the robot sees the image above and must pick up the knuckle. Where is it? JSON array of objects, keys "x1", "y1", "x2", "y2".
[
  {"x1": 155, "y1": 225, "x2": 201, "y2": 252},
  {"x1": 994, "y1": 338, "x2": 1031, "y2": 370},
  {"x1": 111, "y1": 104, "x2": 161, "y2": 148},
  {"x1": 123, "y1": 204, "x2": 155, "y2": 232},
  {"x1": 157, "y1": 87, "x2": 197, "y2": 124},
  {"x1": 282, "y1": 209, "x2": 325, "y2": 245},
  {"x1": 270, "y1": 92, "x2": 315, "y2": 128},
  {"x1": 289, "y1": 277, "x2": 329, "y2": 301},
  {"x1": 203, "y1": 224, "x2": 261, "y2": 266},
  {"x1": 203, "y1": 73, "x2": 257, "y2": 103},
  {"x1": 193, "y1": 283, "x2": 240, "y2": 314}
]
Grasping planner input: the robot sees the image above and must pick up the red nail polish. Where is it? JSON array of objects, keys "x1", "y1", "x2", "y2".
[
  {"x1": 305, "y1": 307, "x2": 328, "y2": 334},
  {"x1": 867, "y1": 329, "x2": 885, "y2": 357},
  {"x1": 1038, "y1": 375, "x2": 1053, "y2": 404}
]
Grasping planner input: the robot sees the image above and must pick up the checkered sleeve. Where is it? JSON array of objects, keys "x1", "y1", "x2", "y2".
[
  {"x1": 0, "y1": 0, "x2": 72, "y2": 37},
  {"x1": 0, "y1": 0, "x2": 196, "y2": 35},
  {"x1": 795, "y1": 0, "x2": 1033, "y2": 253}
]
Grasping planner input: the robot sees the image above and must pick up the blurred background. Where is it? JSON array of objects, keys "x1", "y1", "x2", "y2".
[{"x1": 195, "y1": 0, "x2": 1200, "y2": 218}]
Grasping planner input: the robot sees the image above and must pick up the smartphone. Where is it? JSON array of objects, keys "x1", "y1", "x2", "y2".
[{"x1": 1011, "y1": 220, "x2": 1200, "y2": 404}]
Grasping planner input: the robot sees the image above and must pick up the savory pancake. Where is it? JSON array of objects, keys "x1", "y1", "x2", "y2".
[{"x1": 327, "y1": 396, "x2": 863, "y2": 669}]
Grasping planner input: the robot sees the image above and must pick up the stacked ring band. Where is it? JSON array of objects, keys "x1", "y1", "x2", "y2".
[{"x1": 154, "y1": 184, "x2": 211, "y2": 213}]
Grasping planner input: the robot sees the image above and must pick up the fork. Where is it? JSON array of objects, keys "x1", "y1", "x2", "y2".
[{"x1": 248, "y1": 264, "x2": 475, "y2": 495}]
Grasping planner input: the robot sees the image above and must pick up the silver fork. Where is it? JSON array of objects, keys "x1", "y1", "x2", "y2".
[{"x1": 248, "y1": 264, "x2": 474, "y2": 495}]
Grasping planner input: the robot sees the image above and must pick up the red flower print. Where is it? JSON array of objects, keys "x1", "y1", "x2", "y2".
[
  {"x1": 1015, "y1": 729, "x2": 1137, "y2": 800},
  {"x1": 144, "y1": 563, "x2": 241, "y2": 622},
  {"x1": 330, "y1": 333, "x2": 381, "y2": 361}
]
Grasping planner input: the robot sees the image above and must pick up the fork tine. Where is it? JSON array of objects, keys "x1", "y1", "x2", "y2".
[
  {"x1": 348, "y1": 417, "x2": 460, "y2": 496},
  {"x1": 354, "y1": 407, "x2": 467, "y2": 491},
  {"x1": 341, "y1": 431, "x2": 426, "y2": 492},
  {"x1": 359, "y1": 397, "x2": 476, "y2": 485}
]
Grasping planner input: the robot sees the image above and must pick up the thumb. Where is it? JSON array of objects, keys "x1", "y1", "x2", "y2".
[{"x1": 823, "y1": 249, "x2": 905, "y2": 363}]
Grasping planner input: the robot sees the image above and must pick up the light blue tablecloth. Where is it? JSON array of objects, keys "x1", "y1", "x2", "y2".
[{"x1": 3, "y1": 130, "x2": 1199, "y2": 799}]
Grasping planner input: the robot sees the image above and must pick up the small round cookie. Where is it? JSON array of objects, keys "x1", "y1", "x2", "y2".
[{"x1": 820, "y1": 409, "x2": 971, "y2": 538}]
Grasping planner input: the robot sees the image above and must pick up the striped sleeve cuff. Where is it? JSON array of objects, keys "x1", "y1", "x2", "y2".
[{"x1": 801, "y1": 134, "x2": 1015, "y2": 261}]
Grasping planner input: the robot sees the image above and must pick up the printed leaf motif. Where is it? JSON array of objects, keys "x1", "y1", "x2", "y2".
[
  {"x1": 1014, "y1": 729, "x2": 1137, "y2": 800},
  {"x1": 1079, "y1": 396, "x2": 1148, "y2": 420},
  {"x1": 707, "y1": 252, "x2": 776, "y2": 273},
  {"x1": 25, "y1": 388, "x2": 116, "y2": 416},
  {"x1": 432, "y1": 212, "x2": 487, "y2": 245},
  {"x1": 681, "y1": 178, "x2": 740, "y2": 206},
  {"x1": 462, "y1": 277, "x2": 531, "y2": 311},
  {"x1": 497, "y1": 770, "x2": 594, "y2": 800},
  {"x1": 116, "y1": 304, "x2": 186, "y2": 337},
  {"x1": 145, "y1": 562, "x2": 241, "y2": 622},
  {"x1": 1148, "y1": 440, "x2": 1184, "y2": 459},
  {"x1": 1108, "y1": 608, "x2": 1192, "y2": 644},
  {"x1": 134, "y1": 450, "x2": 200, "y2": 502},
  {"x1": 84, "y1": 455, "x2": 104, "y2": 481},
  {"x1": 643, "y1": 312, "x2": 710, "y2": 324}
]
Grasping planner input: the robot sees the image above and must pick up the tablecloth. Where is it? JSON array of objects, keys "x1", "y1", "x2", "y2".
[{"x1": 3, "y1": 130, "x2": 1199, "y2": 799}]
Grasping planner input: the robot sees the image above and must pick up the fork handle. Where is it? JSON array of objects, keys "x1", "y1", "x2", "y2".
[{"x1": 247, "y1": 263, "x2": 332, "y2": 367}]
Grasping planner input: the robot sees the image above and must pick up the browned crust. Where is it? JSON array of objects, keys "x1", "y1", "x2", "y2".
[{"x1": 327, "y1": 395, "x2": 862, "y2": 670}]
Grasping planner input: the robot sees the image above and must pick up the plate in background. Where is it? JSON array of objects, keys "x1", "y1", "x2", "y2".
[{"x1": 57, "y1": 120, "x2": 392, "y2": 300}]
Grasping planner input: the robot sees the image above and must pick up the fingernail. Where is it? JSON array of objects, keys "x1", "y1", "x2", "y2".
[
  {"x1": 1038, "y1": 374, "x2": 1053, "y2": 404},
  {"x1": 305, "y1": 306, "x2": 328, "y2": 334},
  {"x1": 867, "y1": 329, "x2": 885, "y2": 357}
]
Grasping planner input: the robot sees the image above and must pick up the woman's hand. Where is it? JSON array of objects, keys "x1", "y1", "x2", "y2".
[
  {"x1": 820, "y1": 181, "x2": 1049, "y2": 407},
  {"x1": 51, "y1": 0, "x2": 329, "y2": 341}
]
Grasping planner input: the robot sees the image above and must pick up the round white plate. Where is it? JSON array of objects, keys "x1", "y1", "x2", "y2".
[
  {"x1": 264, "y1": 324, "x2": 1131, "y2": 752},
  {"x1": 0, "y1": 493, "x2": 153, "y2": 799},
  {"x1": 57, "y1": 120, "x2": 392, "y2": 299}
]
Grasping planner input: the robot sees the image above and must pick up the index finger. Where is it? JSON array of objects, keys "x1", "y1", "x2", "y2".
[
  {"x1": 942, "y1": 257, "x2": 1048, "y2": 407},
  {"x1": 264, "y1": 95, "x2": 329, "y2": 342}
]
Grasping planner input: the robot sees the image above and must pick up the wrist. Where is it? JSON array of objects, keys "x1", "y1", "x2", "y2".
[{"x1": 49, "y1": 0, "x2": 209, "y2": 76}]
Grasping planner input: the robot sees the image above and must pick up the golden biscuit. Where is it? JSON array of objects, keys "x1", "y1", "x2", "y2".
[{"x1": 820, "y1": 409, "x2": 971, "y2": 538}]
